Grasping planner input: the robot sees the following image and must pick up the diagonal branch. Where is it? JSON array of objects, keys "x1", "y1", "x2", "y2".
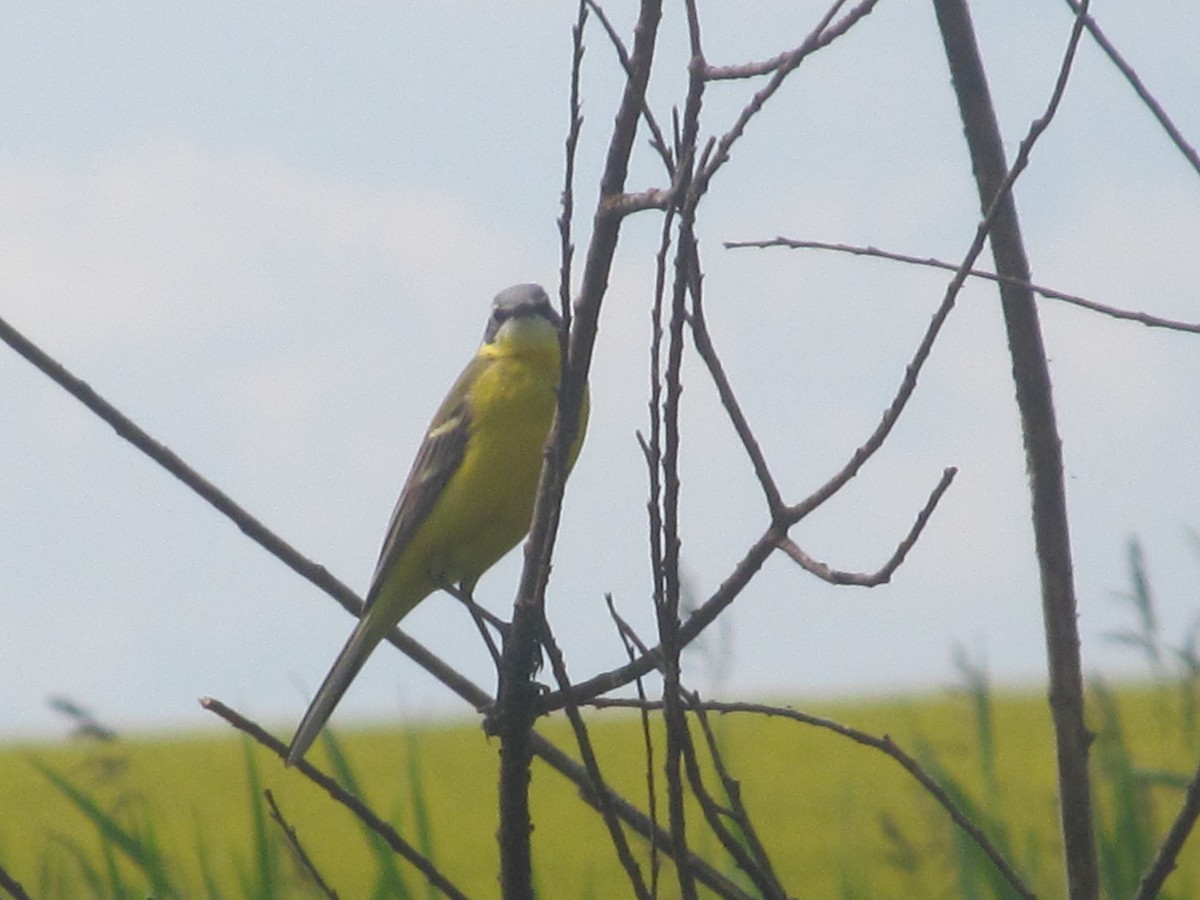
[
  {"x1": 1061, "y1": 0, "x2": 1200, "y2": 177},
  {"x1": 688, "y1": 280, "x2": 786, "y2": 519},
  {"x1": 0, "y1": 864, "x2": 34, "y2": 900},
  {"x1": 704, "y1": 0, "x2": 876, "y2": 80},
  {"x1": 1132, "y1": 753, "x2": 1200, "y2": 900},
  {"x1": 201, "y1": 697, "x2": 470, "y2": 900},
  {"x1": 264, "y1": 790, "x2": 340, "y2": 900},
  {"x1": 698, "y1": 0, "x2": 880, "y2": 188},
  {"x1": 584, "y1": 0, "x2": 675, "y2": 177}
]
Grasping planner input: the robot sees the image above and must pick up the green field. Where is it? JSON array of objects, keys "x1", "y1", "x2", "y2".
[{"x1": 1, "y1": 684, "x2": 1197, "y2": 898}]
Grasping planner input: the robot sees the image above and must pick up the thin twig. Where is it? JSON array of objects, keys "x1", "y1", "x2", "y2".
[
  {"x1": 698, "y1": 0, "x2": 879, "y2": 187},
  {"x1": 583, "y1": 0, "x2": 675, "y2": 177},
  {"x1": 558, "y1": 0, "x2": 586, "y2": 319},
  {"x1": 645, "y1": 205, "x2": 677, "y2": 640},
  {"x1": 650, "y1": 5, "x2": 710, "y2": 892},
  {"x1": 265, "y1": 789, "x2": 340, "y2": 900},
  {"x1": 200, "y1": 697, "x2": 471, "y2": 900},
  {"x1": 677, "y1": 704, "x2": 785, "y2": 899},
  {"x1": 592, "y1": 697, "x2": 1037, "y2": 900},
  {"x1": 726, "y1": 238, "x2": 1200, "y2": 334},
  {"x1": 548, "y1": 449, "x2": 953, "y2": 710},
  {"x1": 535, "y1": 36, "x2": 641, "y2": 890},
  {"x1": 537, "y1": 617, "x2": 651, "y2": 900},
  {"x1": 777, "y1": 467, "x2": 957, "y2": 586},
  {"x1": 1131, "y1": 754, "x2": 1200, "y2": 900},
  {"x1": 688, "y1": 277, "x2": 786, "y2": 519},
  {"x1": 532, "y1": 707, "x2": 753, "y2": 899},
  {"x1": 606, "y1": 594, "x2": 664, "y2": 896},
  {"x1": 443, "y1": 585, "x2": 505, "y2": 673},
  {"x1": 1061, "y1": 0, "x2": 1200, "y2": 177},
  {"x1": 705, "y1": 0, "x2": 868, "y2": 80},
  {"x1": 688, "y1": 697, "x2": 786, "y2": 897}
]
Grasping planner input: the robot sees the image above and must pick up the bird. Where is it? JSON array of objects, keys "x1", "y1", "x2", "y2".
[{"x1": 286, "y1": 283, "x2": 588, "y2": 765}]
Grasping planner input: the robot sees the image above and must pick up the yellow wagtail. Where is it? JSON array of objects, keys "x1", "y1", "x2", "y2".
[{"x1": 286, "y1": 283, "x2": 587, "y2": 765}]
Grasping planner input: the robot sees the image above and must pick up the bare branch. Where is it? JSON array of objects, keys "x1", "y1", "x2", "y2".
[
  {"x1": 584, "y1": 0, "x2": 675, "y2": 176},
  {"x1": 542, "y1": 528, "x2": 778, "y2": 712},
  {"x1": 0, "y1": 863, "x2": 34, "y2": 900},
  {"x1": 778, "y1": 466, "x2": 957, "y2": 586},
  {"x1": 689, "y1": 278, "x2": 786, "y2": 519},
  {"x1": 200, "y1": 697, "x2": 470, "y2": 900},
  {"x1": 592, "y1": 697, "x2": 1037, "y2": 900},
  {"x1": 1132, "y1": 753, "x2": 1200, "y2": 900},
  {"x1": 606, "y1": 594, "x2": 665, "y2": 896},
  {"x1": 1062, "y1": 0, "x2": 1200, "y2": 177},
  {"x1": 704, "y1": 0, "x2": 872, "y2": 81},
  {"x1": 442, "y1": 584, "x2": 505, "y2": 672},
  {"x1": 728, "y1": 237, "x2": 1200, "y2": 334},
  {"x1": 496, "y1": 2, "x2": 665, "y2": 894},
  {"x1": 646, "y1": 3, "x2": 710, "y2": 892},
  {"x1": 537, "y1": 617, "x2": 652, "y2": 900},
  {"x1": 780, "y1": 260, "x2": 964, "y2": 527},
  {"x1": 557, "y1": 0, "x2": 587, "y2": 318},
  {"x1": 934, "y1": 1, "x2": 1099, "y2": 897},
  {"x1": 530, "y1": 703, "x2": 754, "y2": 899},
  {"x1": 699, "y1": 0, "x2": 880, "y2": 185},
  {"x1": 265, "y1": 789, "x2": 340, "y2": 900},
  {"x1": 684, "y1": 696, "x2": 787, "y2": 899}
]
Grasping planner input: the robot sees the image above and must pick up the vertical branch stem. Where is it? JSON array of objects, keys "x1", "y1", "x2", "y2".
[
  {"x1": 932, "y1": 2, "x2": 1098, "y2": 898},
  {"x1": 494, "y1": 2, "x2": 663, "y2": 897},
  {"x1": 659, "y1": 229, "x2": 697, "y2": 899},
  {"x1": 651, "y1": 5, "x2": 708, "y2": 896}
]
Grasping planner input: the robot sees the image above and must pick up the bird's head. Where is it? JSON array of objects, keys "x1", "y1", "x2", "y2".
[{"x1": 483, "y1": 284, "x2": 564, "y2": 352}]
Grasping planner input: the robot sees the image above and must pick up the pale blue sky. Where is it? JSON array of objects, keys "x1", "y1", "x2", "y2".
[{"x1": 1, "y1": 3, "x2": 1198, "y2": 741}]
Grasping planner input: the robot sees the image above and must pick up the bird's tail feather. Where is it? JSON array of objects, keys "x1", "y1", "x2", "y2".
[{"x1": 286, "y1": 613, "x2": 388, "y2": 766}]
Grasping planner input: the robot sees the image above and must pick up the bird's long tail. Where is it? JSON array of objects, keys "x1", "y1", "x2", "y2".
[{"x1": 286, "y1": 612, "x2": 389, "y2": 766}]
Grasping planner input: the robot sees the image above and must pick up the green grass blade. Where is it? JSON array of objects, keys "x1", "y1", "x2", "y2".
[
  {"x1": 240, "y1": 736, "x2": 277, "y2": 900},
  {"x1": 98, "y1": 828, "x2": 127, "y2": 899},
  {"x1": 193, "y1": 810, "x2": 224, "y2": 900},
  {"x1": 320, "y1": 728, "x2": 412, "y2": 900},
  {"x1": 46, "y1": 834, "x2": 106, "y2": 899},
  {"x1": 29, "y1": 759, "x2": 177, "y2": 898},
  {"x1": 402, "y1": 729, "x2": 437, "y2": 900},
  {"x1": 1091, "y1": 680, "x2": 1154, "y2": 899},
  {"x1": 915, "y1": 741, "x2": 1024, "y2": 900}
]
